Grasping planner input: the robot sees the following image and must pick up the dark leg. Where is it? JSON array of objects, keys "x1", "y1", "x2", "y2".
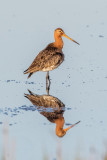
[
  {"x1": 46, "y1": 71, "x2": 49, "y2": 89},
  {"x1": 46, "y1": 72, "x2": 51, "y2": 95}
]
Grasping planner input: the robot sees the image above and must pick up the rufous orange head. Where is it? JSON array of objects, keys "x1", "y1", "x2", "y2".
[
  {"x1": 56, "y1": 121, "x2": 80, "y2": 138},
  {"x1": 54, "y1": 28, "x2": 80, "y2": 45}
]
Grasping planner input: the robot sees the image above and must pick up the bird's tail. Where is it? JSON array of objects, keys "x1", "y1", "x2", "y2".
[
  {"x1": 23, "y1": 69, "x2": 29, "y2": 74},
  {"x1": 27, "y1": 73, "x2": 33, "y2": 79},
  {"x1": 27, "y1": 89, "x2": 34, "y2": 95},
  {"x1": 23, "y1": 69, "x2": 33, "y2": 78},
  {"x1": 24, "y1": 89, "x2": 33, "y2": 98}
]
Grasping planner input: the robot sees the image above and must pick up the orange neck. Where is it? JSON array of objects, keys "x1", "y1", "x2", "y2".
[
  {"x1": 55, "y1": 117, "x2": 65, "y2": 135},
  {"x1": 54, "y1": 33, "x2": 63, "y2": 49}
]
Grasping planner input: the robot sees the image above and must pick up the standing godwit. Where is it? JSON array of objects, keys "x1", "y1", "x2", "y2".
[{"x1": 24, "y1": 28, "x2": 79, "y2": 82}]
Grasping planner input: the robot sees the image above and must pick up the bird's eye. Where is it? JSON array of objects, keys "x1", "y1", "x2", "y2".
[{"x1": 59, "y1": 30, "x2": 62, "y2": 32}]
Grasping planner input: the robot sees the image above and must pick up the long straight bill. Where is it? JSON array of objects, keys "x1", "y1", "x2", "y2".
[
  {"x1": 64, "y1": 121, "x2": 80, "y2": 132},
  {"x1": 63, "y1": 33, "x2": 80, "y2": 45}
]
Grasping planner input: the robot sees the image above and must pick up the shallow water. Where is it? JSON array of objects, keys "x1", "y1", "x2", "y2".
[{"x1": 0, "y1": 0, "x2": 107, "y2": 159}]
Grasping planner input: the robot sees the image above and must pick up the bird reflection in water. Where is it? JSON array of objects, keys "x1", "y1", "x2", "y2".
[{"x1": 24, "y1": 89, "x2": 80, "y2": 137}]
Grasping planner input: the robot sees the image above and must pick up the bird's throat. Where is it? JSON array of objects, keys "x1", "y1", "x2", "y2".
[{"x1": 54, "y1": 36, "x2": 63, "y2": 49}]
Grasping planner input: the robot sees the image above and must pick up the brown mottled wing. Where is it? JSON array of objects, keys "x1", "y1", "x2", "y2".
[{"x1": 25, "y1": 46, "x2": 64, "y2": 73}]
